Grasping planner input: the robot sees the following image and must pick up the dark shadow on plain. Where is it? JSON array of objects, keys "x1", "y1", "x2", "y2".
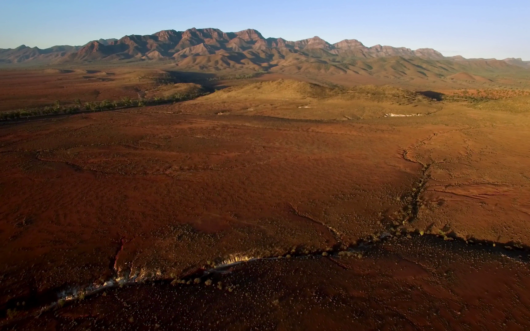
[
  {"x1": 164, "y1": 70, "x2": 268, "y2": 92},
  {"x1": 164, "y1": 71, "x2": 217, "y2": 87},
  {"x1": 417, "y1": 91, "x2": 445, "y2": 101},
  {"x1": 416, "y1": 91, "x2": 445, "y2": 101}
]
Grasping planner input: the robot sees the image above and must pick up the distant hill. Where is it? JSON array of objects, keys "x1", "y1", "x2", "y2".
[
  {"x1": 1, "y1": 28, "x2": 528, "y2": 85},
  {"x1": 0, "y1": 28, "x2": 447, "y2": 64},
  {"x1": 503, "y1": 58, "x2": 530, "y2": 68}
]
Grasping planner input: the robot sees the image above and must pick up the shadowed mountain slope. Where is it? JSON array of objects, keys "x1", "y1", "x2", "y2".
[
  {"x1": 1, "y1": 28, "x2": 529, "y2": 85},
  {"x1": 1, "y1": 28, "x2": 446, "y2": 64}
]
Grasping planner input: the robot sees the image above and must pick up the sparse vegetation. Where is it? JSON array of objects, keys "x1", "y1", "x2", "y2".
[
  {"x1": 446, "y1": 88, "x2": 530, "y2": 102},
  {"x1": 207, "y1": 72, "x2": 266, "y2": 81},
  {"x1": 441, "y1": 88, "x2": 530, "y2": 112},
  {"x1": 6, "y1": 308, "x2": 17, "y2": 319},
  {"x1": 345, "y1": 85, "x2": 431, "y2": 104},
  {"x1": 0, "y1": 90, "x2": 207, "y2": 121}
]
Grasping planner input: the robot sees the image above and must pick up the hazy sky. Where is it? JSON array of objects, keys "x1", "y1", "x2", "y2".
[{"x1": 1, "y1": 0, "x2": 529, "y2": 60}]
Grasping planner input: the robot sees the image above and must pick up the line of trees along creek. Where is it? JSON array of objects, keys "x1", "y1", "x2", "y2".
[{"x1": 0, "y1": 91, "x2": 206, "y2": 121}]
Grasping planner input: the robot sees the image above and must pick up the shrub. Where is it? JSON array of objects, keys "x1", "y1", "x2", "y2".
[{"x1": 99, "y1": 100, "x2": 112, "y2": 110}]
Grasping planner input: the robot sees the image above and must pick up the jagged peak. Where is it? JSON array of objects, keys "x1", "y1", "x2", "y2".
[
  {"x1": 155, "y1": 29, "x2": 178, "y2": 35},
  {"x1": 155, "y1": 29, "x2": 178, "y2": 36},
  {"x1": 154, "y1": 29, "x2": 181, "y2": 43},
  {"x1": 3, "y1": 27, "x2": 500, "y2": 65},
  {"x1": 414, "y1": 48, "x2": 444, "y2": 58},
  {"x1": 85, "y1": 40, "x2": 102, "y2": 47},
  {"x1": 119, "y1": 34, "x2": 145, "y2": 42},
  {"x1": 79, "y1": 40, "x2": 105, "y2": 53},
  {"x1": 96, "y1": 38, "x2": 117, "y2": 46},
  {"x1": 235, "y1": 29, "x2": 265, "y2": 42},
  {"x1": 334, "y1": 39, "x2": 365, "y2": 48}
]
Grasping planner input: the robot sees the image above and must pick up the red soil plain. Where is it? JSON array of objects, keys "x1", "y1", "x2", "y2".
[{"x1": 1, "y1": 67, "x2": 530, "y2": 330}]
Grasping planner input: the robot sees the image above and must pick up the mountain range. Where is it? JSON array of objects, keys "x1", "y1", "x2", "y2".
[{"x1": 1, "y1": 28, "x2": 529, "y2": 81}]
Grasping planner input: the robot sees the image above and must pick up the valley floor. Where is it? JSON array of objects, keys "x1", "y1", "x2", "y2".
[{"x1": 1, "y1": 78, "x2": 530, "y2": 330}]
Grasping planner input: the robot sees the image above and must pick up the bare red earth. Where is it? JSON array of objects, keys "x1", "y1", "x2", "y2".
[{"x1": 1, "y1": 75, "x2": 530, "y2": 330}]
